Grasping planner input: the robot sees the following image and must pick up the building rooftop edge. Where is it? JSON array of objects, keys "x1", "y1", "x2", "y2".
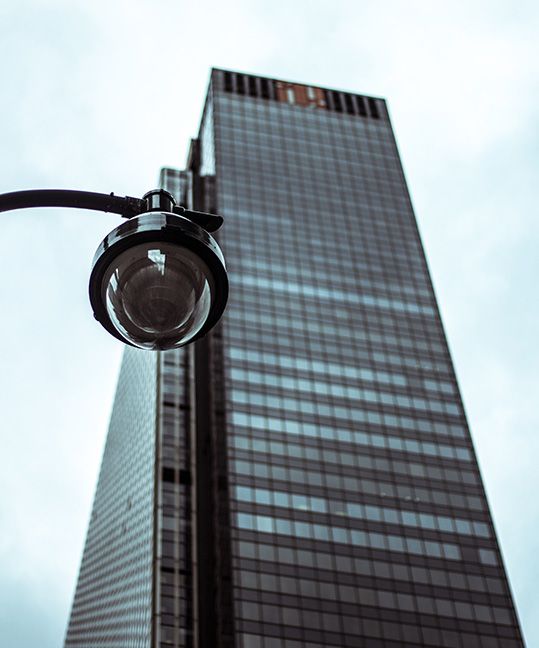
[{"x1": 210, "y1": 66, "x2": 387, "y2": 103}]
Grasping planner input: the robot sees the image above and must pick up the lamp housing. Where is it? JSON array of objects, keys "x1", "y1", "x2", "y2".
[{"x1": 89, "y1": 211, "x2": 228, "y2": 350}]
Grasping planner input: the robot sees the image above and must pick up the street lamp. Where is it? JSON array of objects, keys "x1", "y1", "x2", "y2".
[{"x1": 0, "y1": 188, "x2": 228, "y2": 349}]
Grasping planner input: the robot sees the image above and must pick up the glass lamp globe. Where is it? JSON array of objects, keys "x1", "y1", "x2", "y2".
[{"x1": 89, "y1": 212, "x2": 228, "y2": 350}]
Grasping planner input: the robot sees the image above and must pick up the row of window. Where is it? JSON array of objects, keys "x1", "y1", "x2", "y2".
[
  {"x1": 229, "y1": 367, "x2": 460, "y2": 419},
  {"x1": 238, "y1": 629, "x2": 520, "y2": 648},
  {"x1": 218, "y1": 173, "x2": 405, "y2": 205},
  {"x1": 236, "y1": 540, "x2": 503, "y2": 595},
  {"x1": 224, "y1": 236, "x2": 427, "y2": 287},
  {"x1": 231, "y1": 404, "x2": 469, "y2": 462},
  {"x1": 231, "y1": 404, "x2": 465, "y2": 442},
  {"x1": 226, "y1": 263, "x2": 433, "y2": 319},
  {"x1": 226, "y1": 209, "x2": 415, "y2": 263},
  {"x1": 215, "y1": 113, "x2": 390, "y2": 146},
  {"x1": 215, "y1": 123, "x2": 397, "y2": 152},
  {"x1": 232, "y1": 273, "x2": 435, "y2": 317},
  {"x1": 216, "y1": 154, "x2": 405, "y2": 184},
  {"x1": 236, "y1": 573, "x2": 513, "y2": 627},
  {"x1": 231, "y1": 390, "x2": 463, "y2": 438},
  {"x1": 217, "y1": 160, "x2": 403, "y2": 193},
  {"x1": 227, "y1": 328, "x2": 452, "y2": 377},
  {"x1": 236, "y1": 512, "x2": 462, "y2": 561},
  {"x1": 232, "y1": 436, "x2": 483, "y2": 513},
  {"x1": 215, "y1": 111, "x2": 387, "y2": 140},
  {"x1": 227, "y1": 308, "x2": 446, "y2": 361},
  {"x1": 224, "y1": 256, "x2": 433, "y2": 306},
  {"x1": 232, "y1": 248, "x2": 422, "y2": 280},
  {"x1": 228, "y1": 188, "x2": 403, "y2": 212},
  {"x1": 231, "y1": 246, "x2": 424, "y2": 285},
  {"x1": 228, "y1": 347, "x2": 453, "y2": 396},
  {"x1": 220, "y1": 200, "x2": 421, "y2": 241},
  {"x1": 216, "y1": 150, "x2": 404, "y2": 185},
  {"x1": 235, "y1": 254, "x2": 432, "y2": 301},
  {"x1": 226, "y1": 220, "x2": 421, "y2": 260},
  {"x1": 219, "y1": 169, "x2": 406, "y2": 203},
  {"x1": 219, "y1": 184, "x2": 412, "y2": 214},
  {"x1": 232, "y1": 450, "x2": 478, "y2": 495},
  {"x1": 234, "y1": 486, "x2": 489, "y2": 539},
  {"x1": 217, "y1": 167, "x2": 408, "y2": 200},
  {"x1": 216, "y1": 98, "x2": 386, "y2": 135}
]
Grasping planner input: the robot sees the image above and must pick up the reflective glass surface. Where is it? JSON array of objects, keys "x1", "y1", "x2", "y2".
[
  {"x1": 211, "y1": 70, "x2": 524, "y2": 648},
  {"x1": 64, "y1": 349, "x2": 157, "y2": 647},
  {"x1": 104, "y1": 242, "x2": 212, "y2": 350}
]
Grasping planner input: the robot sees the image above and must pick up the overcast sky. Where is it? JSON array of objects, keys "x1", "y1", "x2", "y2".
[{"x1": 0, "y1": 1, "x2": 537, "y2": 646}]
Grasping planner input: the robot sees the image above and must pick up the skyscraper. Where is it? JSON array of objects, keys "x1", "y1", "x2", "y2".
[{"x1": 65, "y1": 70, "x2": 524, "y2": 648}]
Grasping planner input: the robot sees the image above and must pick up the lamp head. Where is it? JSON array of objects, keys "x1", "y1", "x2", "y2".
[{"x1": 89, "y1": 211, "x2": 228, "y2": 350}]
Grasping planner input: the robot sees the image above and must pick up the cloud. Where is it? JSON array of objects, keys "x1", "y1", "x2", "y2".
[{"x1": 0, "y1": 576, "x2": 61, "y2": 647}]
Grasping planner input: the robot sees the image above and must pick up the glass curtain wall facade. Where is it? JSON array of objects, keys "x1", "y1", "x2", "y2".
[
  {"x1": 64, "y1": 349, "x2": 158, "y2": 647},
  {"x1": 65, "y1": 69, "x2": 524, "y2": 648},
  {"x1": 200, "y1": 69, "x2": 524, "y2": 648}
]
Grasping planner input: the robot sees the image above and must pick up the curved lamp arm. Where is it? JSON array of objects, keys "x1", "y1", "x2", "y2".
[
  {"x1": 0, "y1": 189, "x2": 223, "y2": 232},
  {"x1": 0, "y1": 189, "x2": 146, "y2": 218}
]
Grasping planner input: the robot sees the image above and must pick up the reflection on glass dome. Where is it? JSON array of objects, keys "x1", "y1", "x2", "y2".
[{"x1": 104, "y1": 242, "x2": 213, "y2": 349}]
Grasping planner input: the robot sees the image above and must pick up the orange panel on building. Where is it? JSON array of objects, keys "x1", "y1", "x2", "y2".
[{"x1": 276, "y1": 82, "x2": 326, "y2": 109}]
